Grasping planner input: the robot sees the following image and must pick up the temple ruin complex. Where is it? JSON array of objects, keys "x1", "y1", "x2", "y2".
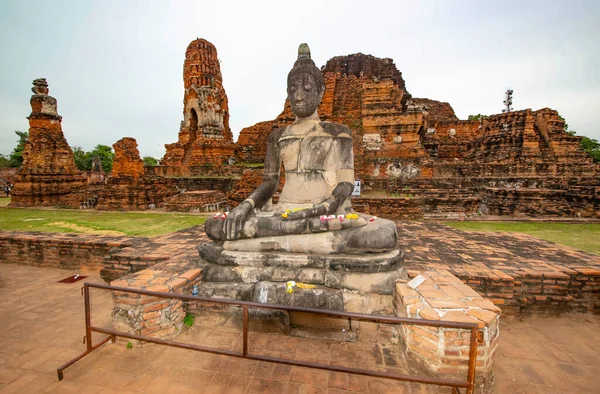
[
  {"x1": 236, "y1": 53, "x2": 600, "y2": 218},
  {"x1": 8, "y1": 39, "x2": 599, "y2": 219}
]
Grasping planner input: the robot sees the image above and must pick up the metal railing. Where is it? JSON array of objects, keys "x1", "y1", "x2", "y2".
[{"x1": 57, "y1": 282, "x2": 479, "y2": 393}]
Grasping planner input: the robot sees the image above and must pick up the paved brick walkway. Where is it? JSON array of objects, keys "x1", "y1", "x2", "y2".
[
  {"x1": 398, "y1": 222, "x2": 600, "y2": 277},
  {"x1": 110, "y1": 222, "x2": 600, "y2": 280},
  {"x1": 108, "y1": 222, "x2": 600, "y2": 313},
  {"x1": 1, "y1": 264, "x2": 599, "y2": 393},
  {"x1": 397, "y1": 222, "x2": 600, "y2": 313}
]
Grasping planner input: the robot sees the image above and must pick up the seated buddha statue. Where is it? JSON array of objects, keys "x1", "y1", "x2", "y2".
[{"x1": 205, "y1": 44, "x2": 397, "y2": 255}]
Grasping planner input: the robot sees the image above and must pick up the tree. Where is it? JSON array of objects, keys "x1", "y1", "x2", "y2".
[
  {"x1": 72, "y1": 146, "x2": 92, "y2": 171},
  {"x1": 142, "y1": 156, "x2": 158, "y2": 166},
  {"x1": 558, "y1": 115, "x2": 569, "y2": 131},
  {"x1": 9, "y1": 131, "x2": 28, "y2": 167},
  {"x1": 0, "y1": 154, "x2": 10, "y2": 168},
  {"x1": 581, "y1": 136, "x2": 600, "y2": 163},
  {"x1": 559, "y1": 114, "x2": 600, "y2": 162},
  {"x1": 89, "y1": 145, "x2": 114, "y2": 173}
]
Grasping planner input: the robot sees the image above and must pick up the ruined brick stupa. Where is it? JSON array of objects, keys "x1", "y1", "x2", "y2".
[
  {"x1": 161, "y1": 39, "x2": 235, "y2": 166},
  {"x1": 10, "y1": 78, "x2": 86, "y2": 207}
]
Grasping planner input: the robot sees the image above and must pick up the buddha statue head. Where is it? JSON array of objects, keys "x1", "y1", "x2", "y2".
[{"x1": 287, "y1": 43, "x2": 325, "y2": 119}]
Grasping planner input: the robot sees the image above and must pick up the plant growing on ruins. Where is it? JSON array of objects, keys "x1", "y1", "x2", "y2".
[
  {"x1": 183, "y1": 312, "x2": 195, "y2": 327},
  {"x1": 581, "y1": 136, "x2": 600, "y2": 162},
  {"x1": 558, "y1": 115, "x2": 600, "y2": 162},
  {"x1": 468, "y1": 114, "x2": 488, "y2": 122}
]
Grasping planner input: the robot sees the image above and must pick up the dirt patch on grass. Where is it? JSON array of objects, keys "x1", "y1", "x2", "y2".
[{"x1": 49, "y1": 222, "x2": 126, "y2": 236}]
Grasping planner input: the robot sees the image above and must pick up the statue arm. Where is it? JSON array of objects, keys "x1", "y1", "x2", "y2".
[
  {"x1": 224, "y1": 129, "x2": 282, "y2": 239},
  {"x1": 245, "y1": 129, "x2": 282, "y2": 209}
]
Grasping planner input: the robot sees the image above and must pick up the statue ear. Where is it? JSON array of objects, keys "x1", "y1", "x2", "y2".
[{"x1": 318, "y1": 84, "x2": 325, "y2": 101}]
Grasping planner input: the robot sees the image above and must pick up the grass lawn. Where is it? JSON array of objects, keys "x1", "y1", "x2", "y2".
[
  {"x1": 444, "y1": 221, "x2": 600, "y2": 255},
  {"x1": 0, "y1": 205, "x2": 207, "y2": 237},
  {"x1": 0, "y1": 197, "x2": 10, "y2": 207}
]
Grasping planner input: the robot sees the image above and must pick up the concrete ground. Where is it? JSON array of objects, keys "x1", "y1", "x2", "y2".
[{"x1": 0, "y1": 264, "x2": 599, "y2": 393}]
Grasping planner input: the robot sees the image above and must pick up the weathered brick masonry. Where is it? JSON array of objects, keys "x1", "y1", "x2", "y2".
[{"x1": 0, "y1": 232, "x2": 137, "y2": 271}]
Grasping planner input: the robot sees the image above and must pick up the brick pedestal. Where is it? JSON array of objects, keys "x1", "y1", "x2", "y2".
[
  {"x1": 395, "y1": 269, "x2": 500, "y2": 393},
  {"x1": 111, "y1": 263, "x2": 202, "y2": 341}
]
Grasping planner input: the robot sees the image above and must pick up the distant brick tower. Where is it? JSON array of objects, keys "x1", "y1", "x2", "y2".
[
  {"x1": 10, "y1": 78, "x2": 86, "y2": 207},
  {"x1": 161, "y1": 38, "x2": 235, "y2": 167}
]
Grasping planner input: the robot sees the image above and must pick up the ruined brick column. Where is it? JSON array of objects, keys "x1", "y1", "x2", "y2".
[
  {"x1": 10, "y1": 78, "x2": 86, "y2": 207},
  {"x1": 161, "y1": 39, "x2": 236, "y2": 167}
]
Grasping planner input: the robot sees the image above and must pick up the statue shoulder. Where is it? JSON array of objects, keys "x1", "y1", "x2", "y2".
[
  {"x1": 267, "y1": 127, "x2": 286, "y2": 143},
  {"x1": 319, "y1": 122, "x2": 353, "y2": 137}
]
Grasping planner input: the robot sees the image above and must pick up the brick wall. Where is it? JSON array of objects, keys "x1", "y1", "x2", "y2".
[
  {"x1": 352, "y1": 197, "x2": 423, "y2": 219},
  {"x1": 458, "y1": 269, "x2": 600, "y2": 315},
  {"x1": 0, "y1": 231, "x2": 134, "y2": 271}
]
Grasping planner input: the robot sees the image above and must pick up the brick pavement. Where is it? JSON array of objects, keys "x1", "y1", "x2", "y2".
[
  {"x1": 397, "y1": 222, "x2": 600, "y2": 314},
  {"x1": 1, "y1": 264, "x2": 599, "y2": 393}
]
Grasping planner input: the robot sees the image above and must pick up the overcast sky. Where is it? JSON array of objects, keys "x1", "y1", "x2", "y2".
[{"x1": 1, "y1": 0, "x2": 598, "y2": 159}]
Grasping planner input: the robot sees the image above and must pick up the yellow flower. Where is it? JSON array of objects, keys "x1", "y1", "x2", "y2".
[{"x1": 282, "y1": 213, "x2": 288, "y2": 218}]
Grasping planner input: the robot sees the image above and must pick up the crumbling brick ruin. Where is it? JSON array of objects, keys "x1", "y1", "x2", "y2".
[
  {"x1": 161, "y1": 38, "x2": 236, "y2": 168},
  {"x1": 236, "y1": 53, "x2": 600, "y2": 218},
  {"x1": 9, "y1": 79, "x2": 87, "y2": 207},
  {"x1": 97, "y1": 137, "x2": 177, "y2": 211}
]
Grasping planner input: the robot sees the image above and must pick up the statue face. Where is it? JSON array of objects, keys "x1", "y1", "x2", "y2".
[{"x1": 288, "y1": 73, "x2": 322, "y2": 118}]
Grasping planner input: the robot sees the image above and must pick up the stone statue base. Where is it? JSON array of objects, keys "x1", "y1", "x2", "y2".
[{"x1": 195, "y1": 242, "x2": 407, "y2": 323}]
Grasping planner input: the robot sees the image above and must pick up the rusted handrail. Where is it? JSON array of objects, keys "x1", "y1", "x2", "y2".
[{"x1": 57, "y1": 282, "x2": 479, "y2": 393}]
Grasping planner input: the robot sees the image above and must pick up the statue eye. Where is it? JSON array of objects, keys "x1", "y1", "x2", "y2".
[
  {"x1": 304, "y1": 84, "x2": 312, "y2": 90},
  {"x1": 290, "y1": 87, "x2": 297, "y2": 93}
]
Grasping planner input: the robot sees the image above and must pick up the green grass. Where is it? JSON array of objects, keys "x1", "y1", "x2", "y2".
[
  {"x1": 0, "y1": 197, "x2": 10, "y2": 207},
  {"x1": 0, "y1": 206, "x2": 207, "y2": 237},
  {"x1": 234, "y1": 162, "x2": 264, "y2": 168},
  {"x1": 444, "y1": 221, "x2": 600, "y2": 255}
]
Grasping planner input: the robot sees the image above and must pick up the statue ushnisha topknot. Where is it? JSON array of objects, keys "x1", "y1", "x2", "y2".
[
  {"x1": 297, "y1": 43, "x2": 311, "y2": 59},
  {"x1": 288, "y1": 43, "x2": 324, "y2": 93}
]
